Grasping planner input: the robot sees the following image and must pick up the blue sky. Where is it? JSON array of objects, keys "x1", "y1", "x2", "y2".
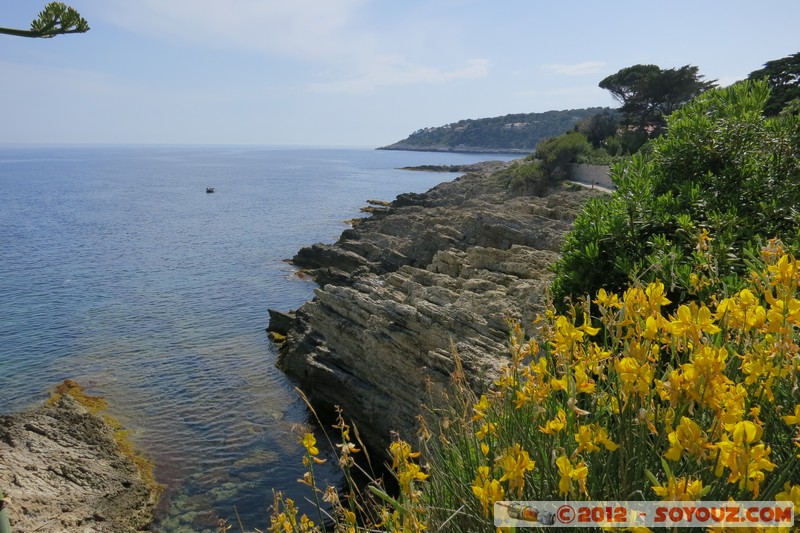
[{"x1": 1, "y1": 1, "x2": 798, "y2": 146}]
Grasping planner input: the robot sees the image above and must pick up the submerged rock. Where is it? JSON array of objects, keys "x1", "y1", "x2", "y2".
[
  {"x1": 270, "y1": 162, "x2": 603, "y2": 454},
  {"x1": 0, "y1": 393, "x2": 157, "y2": 532}
]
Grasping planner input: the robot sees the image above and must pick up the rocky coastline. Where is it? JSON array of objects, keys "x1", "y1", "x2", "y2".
[
  {"x1": 269, "y1": 162, "x2": 604, "y2": 454},
  {"x1": 0, "y1": 385, "x2": 158, "y2": 532}
]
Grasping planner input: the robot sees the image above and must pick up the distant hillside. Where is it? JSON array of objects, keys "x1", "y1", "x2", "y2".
[{"x1": 378, "y1": 107, "x2": 615, "y2": 154}]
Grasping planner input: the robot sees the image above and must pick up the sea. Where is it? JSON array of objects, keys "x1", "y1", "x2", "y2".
[{"x1": 0, "y1": 145, "x2": 519, "y2": 531}]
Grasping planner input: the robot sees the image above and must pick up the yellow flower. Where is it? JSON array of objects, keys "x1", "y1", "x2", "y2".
[
  {"x1": 302, "y1": 433, "x2": 319, "y2": 456},
  {"x1": 390, "y1": 440, "x2": 427, "y2": 501},
  {"x1": 515, "y1": 378, "x2": 551, "y2": 408},
  {"x1": 732, "y1": 420, "x2": 763, "y2": 445},
  {"x1": 775, "y1": 482, "x2": 800, "y2": 514},
  {"x1": 765, "y1": 294, "x2": 800, "y2": 329},
  {"x1": 696, "y1": 304, "x2": 718, "y2": 333},
  {"x1": 615, "y1": 356, "x2": 654, "y2": 398},
  {"x1": 397, "y1": 460, "x2": 429, "y2": 489},
  {"x1": 645, "y1": 280, "x2": 671, "y2": 310},
  {"x1": 574, "y1": 424, "x2": 619, "y2": 454},
  {"x1": 271, "y1": 497, "x2": 300, "y2": 533},
  {"x1": 550, "y1": 376, "x2": 568, "y2": 392},
  {"x1": 670, "y1": 303, "x2": 720, "y2": 340},
  {"x1": 716, "y1": 288, "x2": 767, "y2": 330},
  {"x1": 652, "y1": 476, "x2": 705, "y2": 501},
  {"x1": 497, "y1": 443, "x2": 536, "y2": 496},
  {"x1": 389, "y1": 440, "x2": 419, "y2": 470},
  {"x1": 472, "y1": 465, "x2": 505, "y2": 518},
  {"x1": 740, "y1": 444, "x2": 776, "y2": 497},
  {"x1": 655, "y1": 370, "x2": 682, "y2": 406},
  {"x1": 556, "y1": 455, "x2": 589, "y2": 496},
  {"x1": 643, "y1": 315, "x2": 662, "y2": 340},
  {"x1": 717, "y1": 383, "x2": 748, "y2": 430},
  {"x1": 595, "y1": 425, "x2": 620, "y2": 451},
  {"x1": 664, "y1": 417, "x2": 709, "y2": 462},
  {"x1": 553, "y1": 314, "x2": 585, "y2": 346},
  {"x1": 783, "y1": 404, "x2": 800, "y2": 425},
  {"x1": 713, "y1": 436, "x2": 776, "y2": 497},
  {"x1": 760, "y1": 238, "x2": 785, "y2": 261},
  {"x1": 696, "y1": 227, "x2": 712, "y2": 252},
  {"x1": 299, "y1": 514, "x2": 315, "y2": 531},
  {"x1": 472, "y1": 394, "x2": 490, "y2": 421},
  {"x1": 622, "y1": 287, "x2": 648, "y2": 318},
  {"x1": 531, "y1": 356, "x2": 548, "y2": 375},
  {"x1": 740, "y1": 342, "x2": 788, "y2": 403},
  {"x1": 574, "y1": 424, "x2": 599, "y2": 453},
  {"x1": 693, "y1": 345, "x2": 728, "y2": 380},
  {"x1": 595, "y1": 288, "x2": 621, "y2": 309},
  {"x1": 579, "y1": 312, "x2": 600, "y2": 336},
  {"x1": 767, "y1": 253, "x2": 799, "y2": 287},
  {"x1": 539, "y1": 408, "x2": 567, "y2": 435},
  {"x1": 574, "y1": 364, "x2": 596, "y2": 395},
  {"x1": 586, "y1": 342, "x2": 611, "y2": 373},
  {"x1": 476, "y1": 422, "x2": 498, "y2": 440}
]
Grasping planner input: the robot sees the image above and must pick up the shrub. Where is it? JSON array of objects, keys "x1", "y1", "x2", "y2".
[
  {"x1": 500, "y1": 157, "x2": 548, "y2": 196},
  {"x1": 552, "y1": 80, "x2": 800, "y2": 310},
  {"x1": 421, "y1": 244, "x2": 800, "y2": 531},
  {"x1": 534, "y1": 131, "x2": 592, "y2": 181}
]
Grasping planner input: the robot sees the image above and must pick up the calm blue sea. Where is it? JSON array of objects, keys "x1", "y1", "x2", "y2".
[{"x1": 0, "y1": 145, "x2": 518, "y2": 531}]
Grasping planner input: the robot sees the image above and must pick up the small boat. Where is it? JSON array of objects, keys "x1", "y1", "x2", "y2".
[{"x1": 206, "y1": 187, "x2": 216, "y2": 193}]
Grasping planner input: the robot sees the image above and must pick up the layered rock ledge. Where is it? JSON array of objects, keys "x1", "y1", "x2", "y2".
[
  {"x1": 270, "y1": 162, "x2": 603, "y2": 452},
  {"x1": 0, "y1": 392, "x2": 157, "y2": 532}
]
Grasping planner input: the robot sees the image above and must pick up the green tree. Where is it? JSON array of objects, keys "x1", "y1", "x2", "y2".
[
  {"x1": 551, "y1": 80, "x2": 800, "y2": 309},
  {"x1": 599, "y1": 64, "x2": 715, "y2": 134},
  {"x1": 747, "y1": 52, "x2": 800, "y2": 116},
  {"x1": 0, "y1": 2, "x2": 89, "y2": 38},
  {"x1": 780, "y1": 97, "x2": 800, "y2": 117},
  {"x1": 573, "y1": 111, "x2": 619, "y2": 148}
]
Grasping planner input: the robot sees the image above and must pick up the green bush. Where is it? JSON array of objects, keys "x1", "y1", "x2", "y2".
[
  {"x1": 534, "y1": 131, "x2": 592, "y2": 180},
  {"x1": 502, "y1": 158, "x2": 547, "y2": 195},
  {"x1": 552, "y1": 80, "x2": 800, "y2": 310}
]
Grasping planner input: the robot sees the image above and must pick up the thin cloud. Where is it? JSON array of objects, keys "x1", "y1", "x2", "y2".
[
  {"x1": 90, "y1": 0, "x2": 370, "y2": 60},
  {"x1": 545, "y1": 61, "x2": 607, "y2": 76},
  {"x1": 91, "y1": 0, "x2": 487, "y2": 92},
  {"x1": 309, "y1": 57, "x2": 490, "y2": 94}
]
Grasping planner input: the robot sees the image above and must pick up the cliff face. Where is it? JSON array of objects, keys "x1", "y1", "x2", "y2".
[{"x1": 270, "y1": 163, "x2": 602, "y2": 452}]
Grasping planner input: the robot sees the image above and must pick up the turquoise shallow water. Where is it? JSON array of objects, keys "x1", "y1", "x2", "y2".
[{"x1": 0, "y1": 145, "x2": 518, "y2": 530}]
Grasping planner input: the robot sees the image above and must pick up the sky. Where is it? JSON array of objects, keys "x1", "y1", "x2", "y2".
[{"x1": 1, "y1": 1, "x2": 798, "y2": 147}]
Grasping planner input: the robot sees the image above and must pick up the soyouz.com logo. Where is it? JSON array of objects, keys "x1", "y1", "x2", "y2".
[{"x1": 494, "y1": 501, "x2": 795, "y2": 528}]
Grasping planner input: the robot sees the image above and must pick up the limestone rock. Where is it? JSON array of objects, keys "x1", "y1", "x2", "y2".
[
  {"x1": 270, "y1": 163, "x2": 602, "y2": 454},
  {"x1": 0, "y1": 395, "x2": 156, "y2": 532}
]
